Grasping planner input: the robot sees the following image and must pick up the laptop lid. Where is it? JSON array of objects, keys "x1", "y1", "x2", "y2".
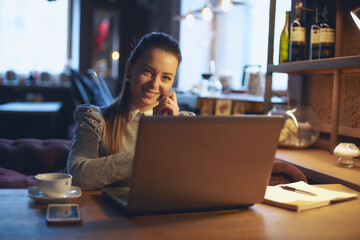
[{"x1": 118, "y1": 115, "x2": 283, "y2": 213}]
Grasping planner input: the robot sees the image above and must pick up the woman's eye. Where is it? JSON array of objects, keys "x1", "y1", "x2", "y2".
[
  {"x1": 162, "y1": 76, "x2": 172, "y2": 81},
  {"x1": 142, "y1": 69, "x2": 151, "y2": 74}
]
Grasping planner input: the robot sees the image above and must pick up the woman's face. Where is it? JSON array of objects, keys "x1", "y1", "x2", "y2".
[{"x1": 127, "y1": 48, "x2": 179, "y2": 112}]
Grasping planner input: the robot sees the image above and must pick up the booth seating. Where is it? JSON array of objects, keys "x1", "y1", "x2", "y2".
[
  {"x1": 0, "y1": 138, "x2": 307, "y2": 189},
  {"x1": 0, "y1": 138, "x2": 71, "y2": 188}
]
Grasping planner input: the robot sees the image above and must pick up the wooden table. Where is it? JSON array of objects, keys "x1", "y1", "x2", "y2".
[
  {"x1": 0, "y1": 102, "x2": 64, "y2": 139},
  {"x1": 0, "y1": 101, "x2": 63, "y2": 113},
  {"x1": 0, "y1": 84, "x2": 75, "y2": 139},
  {"x1": 0, "y1": 185, "x2": 359, "y2": 239}
]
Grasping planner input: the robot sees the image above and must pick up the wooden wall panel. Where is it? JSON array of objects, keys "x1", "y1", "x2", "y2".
[
  {"x1": 339, "y1": 73, "x2": 360, "y2": 128},
  {"x1": 307, "y1": 75, "x2": 333, "y2": 125},
  {"x1": 306, "y1": 73, "x2": 360, "y2": 130}
]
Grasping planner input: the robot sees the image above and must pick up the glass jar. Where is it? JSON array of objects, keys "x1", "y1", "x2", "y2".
[
  {"x1": 268, "y1": 105, "x2": 321, "y2": 148},
  {"x1": 207, "y1": 76, "x2": 222, "y2": 96}
]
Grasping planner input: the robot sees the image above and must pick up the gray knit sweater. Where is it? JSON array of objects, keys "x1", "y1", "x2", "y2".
[{"x1": 67, "y1": 104, "x2": 194, "y2": 190}]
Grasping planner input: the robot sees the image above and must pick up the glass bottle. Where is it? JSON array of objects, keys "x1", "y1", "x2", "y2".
[
  {"x1": 310, "y1": 6, "x2": 320, "y2": 60},
  {"x1": 279, "y1": 11, "x2": 290, "y2": 63},
  {"x1": 289, "y1": 2, "x2": 306, "y2": 61},
  {"x1": 319, "y1": 4, "x2": 335, "y2": 59}
]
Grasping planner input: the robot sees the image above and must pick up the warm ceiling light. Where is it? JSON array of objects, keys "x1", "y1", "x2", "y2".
[
  {"x1": 220, "y1": 0, "x2": 233, "y2": 12},
  {"x1": 350, "y1": 7, "x2": 360, "y2": 30},
  {"x1": 112, "y1": 51, "x2": 120, "y2": 61},
  {"x1": 202, "y1": 6, "x2": 214, "y2": 21},
  {"x1": 185, "y1": 12, "x2": 196, "y2": 26}
]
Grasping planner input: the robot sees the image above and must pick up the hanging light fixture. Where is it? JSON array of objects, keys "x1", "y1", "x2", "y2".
[
  {"x1": 173, "y1": 0, "x2": 245, "y2": 23},
  {"x1": 350, "y1": 7, "x2": 360, "y2": 30},
  {"x1": 220, "y1": 0, "x2": 233, "y2": 12},
  {"x1": 201, "y1": 3, "x2": 214, "y2": 21},
  {"x1": 185, "y1": 12, "x2": 196, "y2": 26}
]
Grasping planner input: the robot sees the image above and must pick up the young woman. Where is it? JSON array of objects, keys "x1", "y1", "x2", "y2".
[{"x1": 67, "y1": 32, "x2": 194, "y2": 190}]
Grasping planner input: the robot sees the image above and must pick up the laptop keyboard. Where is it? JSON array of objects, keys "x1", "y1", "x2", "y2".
[{"x1": 114, "y1": 193, "x2": 129, "y2": 202}]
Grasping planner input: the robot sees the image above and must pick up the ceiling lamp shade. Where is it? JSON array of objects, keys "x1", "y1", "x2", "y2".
[
  {"x1": 350, "y1": 7, "x2": 360, "y2": 30},
  {"x1": 220, "y1": 0, "x2": 233, "y2": 12},
  {"x1": 173, "y1": 0, "x2": 245, "y2": 23},
  {"x1": 201, "y1": 5, "x2": 214, "y2": 21},
  {"x1": 185, "y1": 12, "x2": 196, "y2": 26}
]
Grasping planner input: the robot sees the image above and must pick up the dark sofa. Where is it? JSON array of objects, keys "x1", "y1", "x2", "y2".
[
  {"x1": 0, "y1": 138, "x2": 307, "y2": 189},
  {"x1": 0, "y1": 138, "x2": 71, "y2": 188}
]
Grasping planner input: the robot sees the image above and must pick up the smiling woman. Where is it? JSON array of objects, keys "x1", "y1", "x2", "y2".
[
  {"x1": 67, "y1": 32, "x2": 195, "y2": 190},
  {"x1": 127, "y1": 48, "x2": 179, "y2": 113}
]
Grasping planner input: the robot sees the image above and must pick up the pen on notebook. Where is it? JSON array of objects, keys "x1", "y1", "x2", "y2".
[{"x1": 280, "y1": 186, "x2": 318, "y2": 197}]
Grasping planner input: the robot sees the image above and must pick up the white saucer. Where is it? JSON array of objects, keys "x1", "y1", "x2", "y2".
[{"x1": 27, "y1": 186, "x2": 82, "y2": 203}]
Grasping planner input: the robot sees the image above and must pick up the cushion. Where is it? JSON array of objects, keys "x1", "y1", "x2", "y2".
[
  {"x1": 0, "y1": 167, "x2": 36, "y2": 189},
  {"x1": 0, "y1": 138, "x2": 71, "y2": 175},
  {"x1": 0, "y1": 167, "x2": 67, "y2": 189}
]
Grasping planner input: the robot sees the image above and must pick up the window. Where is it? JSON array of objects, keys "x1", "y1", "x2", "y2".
[
  {"x1": 272, "y1": 0, "x2": 291, "y2": 91},
  {"x1": 178, "y1": 0, "x2": 290, "y2": 92},
  {"x1": 0, "y1": 0, "x2": 69, "y2": 76}
]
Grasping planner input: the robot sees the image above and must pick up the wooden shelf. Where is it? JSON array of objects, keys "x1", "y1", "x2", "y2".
[
  {"x1": 321, "y1": 123, "x2": 360, "y2": 139},
  {"x1": 275, "y1": 148, "x2": 360, "y2": 191},
  {"x1": 268, "y1": 55, "x2": 360, "y2": 75}
]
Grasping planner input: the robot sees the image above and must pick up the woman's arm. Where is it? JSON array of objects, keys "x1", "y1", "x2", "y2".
[{"x1": 67, "y1": 105, "x2": 134, "y2": 190}]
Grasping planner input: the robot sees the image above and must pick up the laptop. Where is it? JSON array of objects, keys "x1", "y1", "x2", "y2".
[{"x1": 102, "y1": 115, "x2": 283, "y2": 214}]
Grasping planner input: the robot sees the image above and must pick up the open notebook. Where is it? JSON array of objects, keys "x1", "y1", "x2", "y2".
[
  {"x1": 264, "y1": 181, "x2": 358, "y2": 212},
  {"x1": 103, "y1": 115, "x2": 283, "y2": 214}
]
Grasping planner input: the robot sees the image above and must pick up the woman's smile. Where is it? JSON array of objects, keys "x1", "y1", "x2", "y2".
[{"x1": 142, "y1": 87, "x2": 159, "y2": 98}]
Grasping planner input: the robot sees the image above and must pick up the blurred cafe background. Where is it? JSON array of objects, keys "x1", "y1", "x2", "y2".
[{"x1": 1, "y1": 0, "x2": 359, "y2": 151}]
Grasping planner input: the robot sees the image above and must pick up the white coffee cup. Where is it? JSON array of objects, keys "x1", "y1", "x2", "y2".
[{"x1": 35, "y1": 173, "x2": 72, "y2": 197}]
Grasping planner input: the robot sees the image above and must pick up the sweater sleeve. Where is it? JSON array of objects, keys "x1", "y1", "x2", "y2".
[
  {"x1": 179, "y1": 111, "x2": 196, "y2": 116},
  {"x1": 67, "y1": 105, "x2": 135, "y2": 190}
]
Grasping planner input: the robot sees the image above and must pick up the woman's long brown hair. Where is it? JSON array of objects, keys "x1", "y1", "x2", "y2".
[
  {"x1": 102, "y1": 32, "x2": 182, "y2": 155},
  {"x1": 102, "y1": 81, "x2": 131, "y2": 155}
]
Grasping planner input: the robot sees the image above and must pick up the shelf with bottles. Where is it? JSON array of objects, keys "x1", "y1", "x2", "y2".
[
  {"x1": 268, "y1": 0, "x2": 360, "y2": 75},
  {"x1": 278, "y1": 0, "x2": 338, "y2": 65},
  {"x1": 270, "y1": 0, "x2": 360, "y2": 71},
  {"x1": 271, "y1": 0, "x2": 360, "y2": 76},
  {"x1": 268, "y1": 54, "x2": 360, "y2": 75},
  {"x1": 265, "y1": 0, "x2": 360, "y2": 153}
]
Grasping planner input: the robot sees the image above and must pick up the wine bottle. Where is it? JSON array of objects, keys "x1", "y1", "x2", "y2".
[
  {"x1": 310, "y1": 6, "x2": 320, "y2": 60},
  {"x1": 279, "y1": 11, "x2": 290, "y2": 63},
  {"x1": 319, "y1": 4, "x2": 335, "y2": 59},
  {"x1": 289, "y1": 2, "x2": 306, "y2": 62}
]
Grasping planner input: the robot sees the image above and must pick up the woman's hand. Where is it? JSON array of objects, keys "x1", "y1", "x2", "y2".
[{"x1": 153, "y1": 92, "x2": 179, "y2": 116}]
